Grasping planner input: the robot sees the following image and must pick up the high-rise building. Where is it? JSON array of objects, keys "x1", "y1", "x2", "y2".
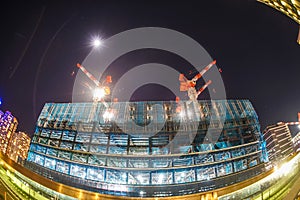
[
  {"x1": 26, "y1": 100, "x2": 268, "y2": 198},
  {"x1": 263, "y1": 122, "x2": 294, "y2": 164},
  {"x1": 6, "y1": 131, "x2": 31, "y2": 163},
  {"x1": 257, "y1": 0, "x2": 300, "y2": 44},
  {"x1": 0, "y1": 110, "x2": 18, "y2": 154}
]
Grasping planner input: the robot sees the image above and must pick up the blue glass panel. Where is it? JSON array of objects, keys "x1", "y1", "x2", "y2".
[
  {"x1": 70, "y1": 164, "x2": 86, "y2": 179},
  {"x1": 151, "y1": 159, "x2": 171, "y2": 168},
  {"x1": 76, "y1": 132, "x2": 91, "y2": 143},
  {"x1": 127, "y1": 159, "x2": 148, "y2": 168},
  {"x1": 106, "y1": 170, "x2": 127, "y2": 184},
  {"x1": 151, "y1": 171, "x2": 173, "y2": 184},
  {"x1": 89, "y1": 144, "x2": 106, "y2": 153},
  {"x1": 249, "y1": 159, "x2": 258, "y2": 167},
  {"x1": 233, "y1": 159, "x2": 247, "y2": 172},
  {"x1": 34, "y1": 154, "x2": 45, "y2": 165},
  {"x1": 29, "y1": 144, "x2": 36, "y2": 152},
  {"x1": 56, "y1": 161, "x2": 69, "y2": 174},
  {"x1": 109, "y1": 146, "x2": 127, "y2": 154},
  {"x1": 173, "y1": 157, "x2": 193, "y2": 166},
  {"x1": 50, "y1": 130, "x2": 62, "y2": 139},
  {"x1": 46, "y1": 148, "x2": 58, "y2": 157},
  {"x1": 128, "y1": 172, "x2": 150, "y2": 185},
  {"x1": 87, "y1": 167, "x2": 104, "y2": 181},
  {"x1": 174, "y1": 169, "x2": 195, "y2": 183},
  {"x1": 60, "y1": 141, "x2": 73, "y2": 150},
  {"x1": 40, "y1": 129, "x2": 50, "y2": 137},
  {"x1": 58, "y1": 151, "x2": 71, "y2": 160},
  {"x1": 91, "y1": 133, "x2": 108, "y2": 144},
  {"x1": 72, "y1": 153, "x2": 88, "y2": 163},
  {"x1": 36, "y1": 145, "x2": 46, "y2": 154},
  {"x1": 44, "y1": 157, "x2": 56, "y2": 170},
  {"x1": 62, "y1": 131, "x2": 76, "y2": 141},
  {"x1": 74, "y1": 143, "x2": 89, "y2": 152},
  {"x1": 88, "y1": 155, "x2": 106, "y2": 165},
  {"x1": 27, "y1": 152, "x2": 35, "y2": 162},
  {"x1": 195, "y1": 154, "x2": 214, "y2": 164},
  {"x1": 196, "y1": 166, "x2": 216, "y2": 181},
  {"x1": 214, "y1": 151, "x2": 231, "y2": 161}
]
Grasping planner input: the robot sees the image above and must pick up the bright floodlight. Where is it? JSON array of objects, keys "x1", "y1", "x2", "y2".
[
  {"x1": 179, "y1": 111, "x2": 185, "y2": 118},
  {"x1": 93, "y1": 88, "x2": 105, "y2": 101},
  {"x1": 92, "y1": 38, "x2": 102, "y2": 47},
  {"x1": 103, "y1": 110, "x2": 114, "y2": 120}
]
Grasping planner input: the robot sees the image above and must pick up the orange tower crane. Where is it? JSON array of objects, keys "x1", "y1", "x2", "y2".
[
  {"x1": 179, "y1": 60, "x2": 216, "y2": 103},
  {"x1": 76, "y1": 63, "x2": 112, "y2": 102}
]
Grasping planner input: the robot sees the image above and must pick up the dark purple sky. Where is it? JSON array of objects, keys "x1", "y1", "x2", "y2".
[{"x1": 0, "y1": 0, "x2": 299, "y2": 136}]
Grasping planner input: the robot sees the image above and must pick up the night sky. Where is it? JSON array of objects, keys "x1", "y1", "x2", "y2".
[{"x1": 0, "y1": 0, "x2": 299, "y2": 136}]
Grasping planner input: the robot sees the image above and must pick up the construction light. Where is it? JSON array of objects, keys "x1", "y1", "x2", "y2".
[
  {"x1": 93, "y1": 88, "x2": 106, "y2": 101},
  {"x1": 91, "y1": 35, "x2": 103, "y2": 48},
  {"x1": 103, "y1": 110, "x2": 114, "y2": 120},
  {"x1": 93, "y1": 39, "x2": 102, "y2": 47},
  {"x1": 179, "y1": 111, "x2": 185, "y2": 118}
]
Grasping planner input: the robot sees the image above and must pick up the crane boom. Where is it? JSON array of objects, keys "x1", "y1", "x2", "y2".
[
  {"x1": 77, "y1": 63, "x2": 100, "y2": 87},
  {"x1": 179, "y1": 60, "x2": 216, "y2": 92},
  {"x1": 192, "y1": 60, "x2": 216, "y2": 81},
  {"x1": 197, "y1": 80, "x2": 212, "y2": 96}
]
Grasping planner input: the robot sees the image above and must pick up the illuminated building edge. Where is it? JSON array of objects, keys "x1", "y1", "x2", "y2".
[{"x1": 257, "y1": 0, "x2": 300, "y2": 44}]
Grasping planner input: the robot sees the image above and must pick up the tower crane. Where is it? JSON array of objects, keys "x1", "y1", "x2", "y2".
[
  {"x1": 76, "y1": 63, "x2": 112, "y2": 103},
  {"x1": 76, "y1": 63, "x2": 114, "y2": 121},
  {"x1": 178, "y1": 60, "x2": 216, "y2": 104}
]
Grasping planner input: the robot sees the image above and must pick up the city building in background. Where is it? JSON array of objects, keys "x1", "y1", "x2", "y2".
[
  {"x1": 0, "y1": 110, "x2": 18, "y2": 154},
  {"x1": 257, "y1": 0, "x2": 300, "y2": 44},
  {"x1": 6, "y1": 131, "x2": 31, "y2": 163},
  {"x1": 26, "y1": 99, "x2": 268, "y2": 198},
  {"x1": 292, "y1": 131, "x2": 300, "y2": 152},
  {"x1": 263, "y1": 122, "x2": 294, "y2": 164}
]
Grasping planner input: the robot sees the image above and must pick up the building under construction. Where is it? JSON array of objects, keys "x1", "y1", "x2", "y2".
[{"x1": 26, "y1": 99, "x2": 268, "y2": 198}]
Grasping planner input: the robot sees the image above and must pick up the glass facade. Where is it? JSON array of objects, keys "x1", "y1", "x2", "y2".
[{"x1": 26, "y1": 100, "x2": 267, "y2": 197}]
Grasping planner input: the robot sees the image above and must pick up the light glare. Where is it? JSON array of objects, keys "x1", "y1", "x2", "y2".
[
  {"x1": 93, "y1": 39, "x2": 102, "y2": 47},
  {"x1": 93, "y1": 88, "x2": 105, "y2": 101},
  {"x1": 103, "y1": 110, "x2": 114, "y2": 120}
]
